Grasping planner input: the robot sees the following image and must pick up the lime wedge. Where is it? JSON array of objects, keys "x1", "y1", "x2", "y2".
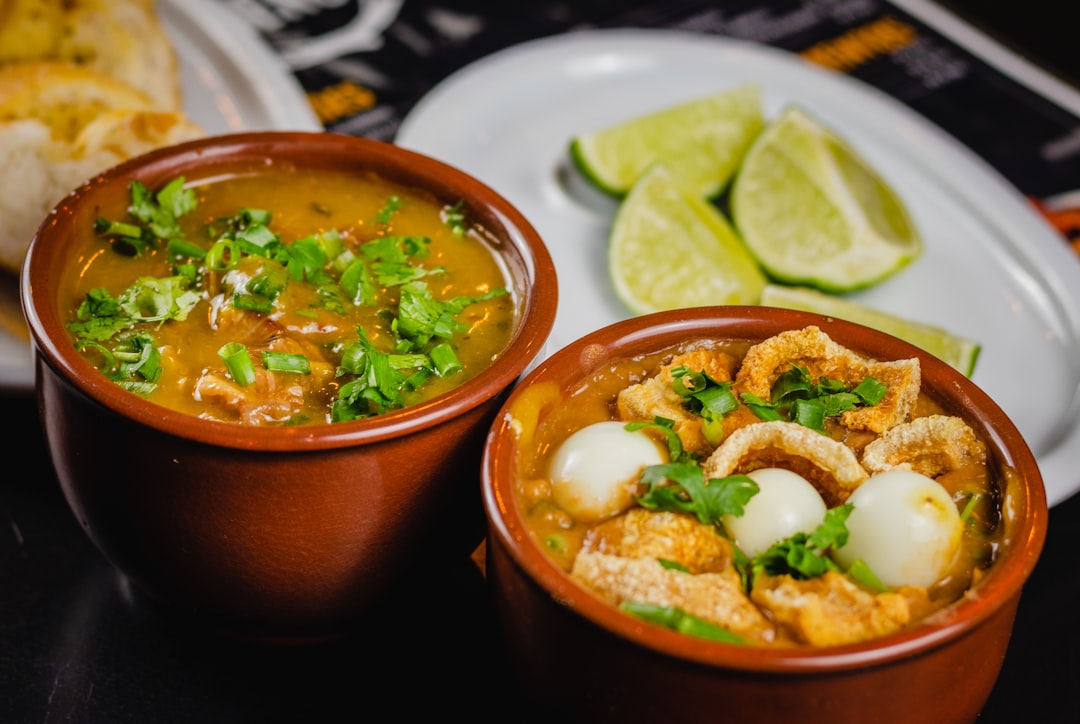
[
  {"x1": 609, "y1": 164, "x2": 767, "y2": 315},
  {"x1": 760, "y1": 284, "x2": 981, "y2": 376},
  {"x1": 569, "y1": 85, "x2": 765, "y2": 198},
  {"x1": 730, "y1": 106, "x2": 922, "y2": 293}
]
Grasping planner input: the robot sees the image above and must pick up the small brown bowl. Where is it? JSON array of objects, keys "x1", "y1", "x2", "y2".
[
  {"x1": 482, "y1": 306, "x2": 1046, "y2": 724},
  {"x1": 21, "y1": 131, "x2": 557, "y2": 642}
]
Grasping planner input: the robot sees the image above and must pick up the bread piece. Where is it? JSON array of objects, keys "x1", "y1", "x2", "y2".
[
  {"x1": 0, "y1": 0, "x2": 181, "y2": 110},
  {"x1": 0, "y1": 61, "x2": 158, "y2": 140},
  {"x1": 0, "y1": 109, "x2": 204, "y2": 273}
]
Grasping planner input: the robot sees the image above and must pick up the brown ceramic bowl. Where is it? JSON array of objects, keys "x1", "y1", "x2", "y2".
[
  {"x1": 482, "y1": 306, "x2": 1047, "y2": 724},
  {"x1": 21, "y1": 131, "x2": 557, "y2": 642}
]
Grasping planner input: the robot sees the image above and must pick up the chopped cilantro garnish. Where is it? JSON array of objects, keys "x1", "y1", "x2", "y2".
[
  {"x1": 635, "y1": 462, "x2": 759, "y2": 526},
  {"x1": 625, "y1": 417, "x2": 686, "y2": 462},
  {"x1": 443, "y1": 200, "x2": 467, "y2": 237},
  {"x1": 128, "y1": 177, "x2": 196, "y2": 240},
  {"x1": 670, "y1": 365, "x2": 739, "y2": 444},
  {"x1": 740, "y1": 364, "x2": 887, "y2": 432},
  {"x1": 375, "y1": 195, "x2": 402, "y2": 225},
  {"x1": 749, "y1": 504, "x2": 853, "y2": 584},
  {"x1": 75, "y1": 178, "x2": 508, "y2": 423},
  {"x1": 394, "y1": 281, "x2": 507, "y2": 347}
]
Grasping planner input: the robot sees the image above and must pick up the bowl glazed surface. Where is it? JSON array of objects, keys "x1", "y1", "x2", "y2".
[
  {"x1": 482, "y1": 306, "x2": 1046, "y2": 723},
  {"x1": 23, "y1": 131, "x2": 558, "y2": 641}
]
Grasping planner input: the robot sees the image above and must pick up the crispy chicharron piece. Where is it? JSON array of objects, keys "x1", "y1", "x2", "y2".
[
  {"x1": 860, "y1": 414, "x2": 987, "y2": 477},
  {"x1": 750, "y1": 571, "x2": 932, "y2": 647},
  {"x1": 735, "y1": 326, "x2": 921, "y2": 433},
  {"x1": 617, "y1": 347, "x2": 739, "y2": 456},
  {"x1": 702, "y1": 420, "x2": 869, "y2": 506},
  {"x1": 572, "y1": 552, "x2": 778, "y2": 644},
  {"x1": 581, "y1": 508, "x2": 735, "y2": 574}
]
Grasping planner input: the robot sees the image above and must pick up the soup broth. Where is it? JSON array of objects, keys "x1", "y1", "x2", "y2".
[
  {"x1": 63, "y1": 167, "x2": 518, "y2": 426},
  {"x1": 508, "y1": 329, "x2": 1004, "y2": 647}
]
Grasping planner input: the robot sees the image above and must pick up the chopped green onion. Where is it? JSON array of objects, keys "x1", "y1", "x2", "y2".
[
  {"x1": 234, "y1": 223, "x2": 280, "y2": 256},
  {"x1": 429, "y1": 342, "x2": 461, "y2": 376},
  {"x1": 657, "y1": 558, "x2": 689, "y2": 572},
  {"x1": 846, "y1": 559, "x2": 888, "y2": 593},
  {"x1": 960, "y1": 493, "x2": 984, "y2": 525},
  {"x1": 619, "y1": 601, "x2": 745, "y2": 644},
  {"x1": 790, "y1": 398, "x2": 827, "y2": 431},
  {"x1": 261, "y1": 351, "x2": 312, "y2": 375},
  {"x1": 75, "y1": 340, "x2": 119, "y2": 375},
  {"x1": 246, "y1": 265, "x2": 289, "y2": 300},
  {"x1": 232, "y1": 293, "x2": 274, "y2": 313},
  {"x1": 205, "y1": 239, "x2": 240, "y2": 271},
  {"x1": 218, "y1": 342, "x2": 256, "y2": 386},
  {"x1": 166, "y1": 238, "x2": 207, "y2": 261},
  {"x1": 544, "y1": 534, "x2": 567, "y2": 554},
  {"x1": 853, "y1": 376, "x2": 888, "y2": 405}
]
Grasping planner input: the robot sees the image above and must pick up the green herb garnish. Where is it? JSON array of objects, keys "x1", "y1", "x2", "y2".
[
  {"x1": 748, "y1": 504, "x2": 853, "y2": 584},
  {"x1": 619, "y1": 601, "x2": 745, "y2": 644},
  {"x1": 74, "y1": 178, "x2": 509, "y2": 422},
  {"x1": 740, "y1": 364, "x2": 887, "y2": 432},
  {"x1": 635, "y1": 462, "x2": 758, "y2": 526}
]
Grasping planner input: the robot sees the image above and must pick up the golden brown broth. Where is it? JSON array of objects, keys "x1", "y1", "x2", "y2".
[
  {"x1": 509, "y1": 337, "x2": 1004, "y2": 634},
  {"x1": 65, "y1": 167, "x2": 518, "y2": 425}
]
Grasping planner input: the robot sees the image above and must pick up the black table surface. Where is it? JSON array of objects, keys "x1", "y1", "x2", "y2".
[{"x1": 3, "y1": 2, "x2": 1079, "y2": 722}]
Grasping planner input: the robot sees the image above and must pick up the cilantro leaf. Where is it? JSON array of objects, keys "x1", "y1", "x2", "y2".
[
  {"x1": 749, "y1": 504, "x2": 853, "y2": 583},
  {"x1": 128, "y1": 177, "x2": 195, "y2": 240},
  {"x1": 636, "y1": 462, "x2": 759, "y2": 525}
]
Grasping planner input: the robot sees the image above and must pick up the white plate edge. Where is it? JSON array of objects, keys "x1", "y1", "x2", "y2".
[{"x1": 396, "y1": 28, "x2": 1080, "y2": 506}]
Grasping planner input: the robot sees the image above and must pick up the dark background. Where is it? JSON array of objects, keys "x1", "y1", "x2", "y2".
[{"x1": 940, "y1": 0, "x2": 1079, "y2": 86}]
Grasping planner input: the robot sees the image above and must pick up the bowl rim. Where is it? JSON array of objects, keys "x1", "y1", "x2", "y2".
[
  {"x1": 482, "y1": 305, "x2": 1048, "y2": 673},
  {"x1": 21, "y1": 131, "x2": 558, "y2": 450}
]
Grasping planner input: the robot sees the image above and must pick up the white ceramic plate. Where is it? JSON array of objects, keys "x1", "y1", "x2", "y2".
[
  {"x1": 396, "y1": 28, "x2": 1080, "y2": 507},
  {"x1": 0, "y1": 0, "x2": 322, "y2": 393}
]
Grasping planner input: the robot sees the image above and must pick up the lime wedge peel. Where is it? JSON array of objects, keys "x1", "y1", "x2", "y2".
[
  {"x1": 759, "y1": 284, "x2": 981, "y2": 377},
  {"x1": 569, "y1": 84, "x2": 765, "y2": 199},
  {"x1": 609, "y1": 164, "x2": 767, "y2": 315},
  {"x1": 730, "y1": 106, "x2": 923, "y2": 293}
]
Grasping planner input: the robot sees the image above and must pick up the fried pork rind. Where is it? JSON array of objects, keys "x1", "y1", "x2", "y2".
[
  {"x1": 750, "y1": 571, "x2": 933, "y2": 647},
  {"x1": 617, "y1": 347, "x2": 739, "y2": 456},
  {"x1": 702, "y1": 420, "x2": 869, "y2": 506},
  {"x1": 581, "y1": 508, "x2": 735, "y2": 574},
  {"x1": 572, "y1": 509, "x2": 776, "y2": 643},
  {"x1": 572, "y1": 553, "x2": 778, "y2": 644},
  {"x1": 736, "y1": 325, "x2": 921, "y2": 433},
  {"x1": 861, "y1": 414, "x2": 987, "y2": 477}
]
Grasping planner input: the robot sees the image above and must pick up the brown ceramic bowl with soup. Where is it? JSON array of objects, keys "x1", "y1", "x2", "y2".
[
  {"x1": 22, "y1": 131, "x2": 557, "y2": 642},
  {"x1": 481, "y1": 306, "x2": 1046, "y2": 724}
]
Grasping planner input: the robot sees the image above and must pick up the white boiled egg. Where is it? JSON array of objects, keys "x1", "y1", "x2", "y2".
[
  {"x1": 720, "y1": 468, "x2": 827, "y2": 557},
  {"x1": 831, "y1": 469, "x2": 963, "y2": 588},
  {"x1": 549, "y1": 421, "x2": 666, "y2": 522}
]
